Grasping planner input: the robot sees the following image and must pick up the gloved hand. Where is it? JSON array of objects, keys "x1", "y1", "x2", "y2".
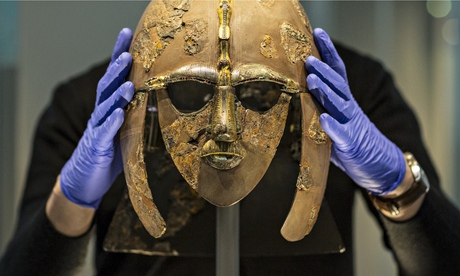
[
  {"x1": 60, "y1": 28, "x2": 134, "y2": 208},
  {"x1": 305, "y1": 28, "x2": 406, "y2": 195}
]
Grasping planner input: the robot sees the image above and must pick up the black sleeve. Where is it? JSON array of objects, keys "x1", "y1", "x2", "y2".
[
  {"x1": 337, "y1": 44, "x2": 460, "y2": 275},
  {"x1": 0, "y1": 61, "x2": 108, "y2": 276}
]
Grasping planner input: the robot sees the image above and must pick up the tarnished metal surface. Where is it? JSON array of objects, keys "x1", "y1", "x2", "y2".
[
  {"x1": 295, "y1": 166, "x2": 312, "y2": 191},
  {"x1": 280, "y1": 22, "x2": 312, "y2": 64},
  {"x1": 120, "y1": 92, "x2": 166, "y2": 238},
  {"x1": 281, "y1": 93, "x2": 331, "y2": 242},
  {"x1": 308, "y1": 110, "x2": 328, "y2": 144},
  {"x1": 291, "y1": 0, "x2": 313, "y2": 33},
  {"x1": 152, "y1": 0, "x2": 293, "y2": 207},
  {"x1": 103, "y1": 180, "x2": 205, "y2": 255},
  {"x1": 130, "y1": 0, "x2": 191, "y2": 72},
  {"x1": 163, "y1": 183, "x2": 205, "y2": 237},
  {"x1": 183, "y1": 19, "x2": 208, "y2": 56},
  {"x1": 116, "y1": 0, "x2": 331, "y2": 245},
  {"x1": 260, "y1": 35, "x2": 278, "y2": 59},
  {"x1": 103, "y1": 190, "x2": 178, "y2": 256},
  {"x1": 232, "y1": 64, "x2": 299, "y2": 93},
  {"x1": 238, "y1": 93, "x2": 291, "y2": 156},
  {"x1": 157, "y1": 88, "x2": 212, "y2": 189},
  {"x1": 145, "y1": 65, "x2": 219, "y2": 90},
  {"x1": 157, "y1": 84, "x2": 290, "y2": 206}
]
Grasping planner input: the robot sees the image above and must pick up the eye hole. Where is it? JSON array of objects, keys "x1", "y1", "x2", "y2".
[
  {"x1": 167, "y1": 81, "x2": 214, "y2": 113},
  {"x1": 235, "y1": 82, "x2": 282, "y2": 112}
]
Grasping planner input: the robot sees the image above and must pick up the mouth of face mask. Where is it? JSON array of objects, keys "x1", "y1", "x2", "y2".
[{"x1": 201, "y1": 140, "x2": 244, "y2": 170}]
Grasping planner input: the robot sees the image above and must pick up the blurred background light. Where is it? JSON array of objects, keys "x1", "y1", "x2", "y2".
[
  {"x1": 442, "y1": 18, "x2": 459, "y2": 45},
  {"x1": 427, "y1": 0, "x2": 452, "y2": 18}
]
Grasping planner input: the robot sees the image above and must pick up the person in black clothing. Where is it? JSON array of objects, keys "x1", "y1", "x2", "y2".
[{"x1": 1, "y1": 26, "x2": 460, "y2": 275}]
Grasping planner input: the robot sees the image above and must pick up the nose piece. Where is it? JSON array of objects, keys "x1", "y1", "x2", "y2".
[{"x1": 209, "y1": 85, "x2": 238, "y2": 142}]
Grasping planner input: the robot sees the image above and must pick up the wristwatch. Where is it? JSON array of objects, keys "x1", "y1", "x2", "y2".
[{"x1": 370, "y1": 152, "x2": 430, "y2": 217}]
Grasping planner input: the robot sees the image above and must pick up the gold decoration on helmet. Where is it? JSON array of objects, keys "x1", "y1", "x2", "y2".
[{"x1": 260, "y1": 35, "x2": 279, "y2": 59}]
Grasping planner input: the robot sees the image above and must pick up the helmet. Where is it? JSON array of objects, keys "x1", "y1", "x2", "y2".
[{"x1": 114, "y1": 0, "x2": 331, "y2": 245}]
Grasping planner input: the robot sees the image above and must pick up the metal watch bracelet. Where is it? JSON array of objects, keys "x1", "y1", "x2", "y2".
[{"x1": 369, "y1": 152, "x2": 430, "y2": 217}]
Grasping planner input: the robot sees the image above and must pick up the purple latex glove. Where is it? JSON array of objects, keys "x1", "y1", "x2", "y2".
[
  {"x1": 60, "y1": 28, "x2": 134, "y2": 208},
  {"x1": 305, "y1": 28, "x2": 406, "y2": 195}
]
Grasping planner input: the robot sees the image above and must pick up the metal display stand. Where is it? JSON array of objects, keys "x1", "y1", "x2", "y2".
[{"x1": 216, "y1": 203, "x2": 240, "y2": 276}]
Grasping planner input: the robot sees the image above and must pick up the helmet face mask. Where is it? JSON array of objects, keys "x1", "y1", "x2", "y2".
[
  {"x1": 156, "y1": 78, "x2": 290, "y2": 206},
  {"x1": 111, "y1": 0, "x2": 332, "y2": 246}
]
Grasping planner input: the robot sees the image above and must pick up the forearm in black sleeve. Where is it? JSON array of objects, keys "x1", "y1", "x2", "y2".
[
  {"x1": 367, "y1": 71, "x2": 460, "y2": 275},
  {"x1": 379, "y1": 185, "x2": 460, "y2": 275},
  {"x1": 339, "y1": 45, "x2": 460, "y2": 275}
]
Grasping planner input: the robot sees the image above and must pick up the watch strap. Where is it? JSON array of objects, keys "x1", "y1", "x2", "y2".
[{"x1": 369, "y1": 152, "x2": 430, "y2": 216}]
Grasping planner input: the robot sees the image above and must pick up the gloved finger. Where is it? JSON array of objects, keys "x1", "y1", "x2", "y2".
[
  {"x1": 97, "y1": 52, "x2": 133, "y2": 105},
  {"x1": 93, "y1": 108, "x2": 125, "y2": 151},
  {"x1": 312, "y1": 28, "x2": 347, "y2": 80},
  {"x1": 110, "y1": 28, "x2": 133, "y2": 66},
  {"x1": 319, "y1": 113, "x2": 352, "y2": 150},
  {"x1": 305, "y1": 56, "x2": 350, "y2": 102},
  {"x1": 91, "y1": 81, "x2": 134, "y2": 127},
  {"x1": 307, "y1": 74, "x2": 351, "y2": 123}
]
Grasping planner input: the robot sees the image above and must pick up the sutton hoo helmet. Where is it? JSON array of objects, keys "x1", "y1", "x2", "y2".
[{"x1": 118, "y1": 0, "x2": 331, "y2": 243}]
